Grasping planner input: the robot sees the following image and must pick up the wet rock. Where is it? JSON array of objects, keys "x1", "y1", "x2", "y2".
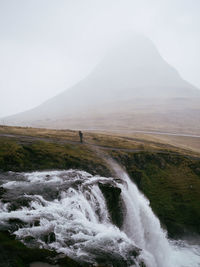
[
  {"x1": 139, "y1": 262, "x2": 146, "y2": 267},
  {"x1": 43, "y1": 232, "x2": 56, "y2": 243},
  {"x1": 129, "y1": 247, "x2": 140, "y2": 258},
  {"x1": 24, "y1": 235, "x2": 35, "y2": 243},
  {"x1": 84, "y1": 242, "x2": 142, "y2": 267},
  {"x1": 0, "y1": 187, "x2": 7, "y2": 198},
  {"x1": 0, "y1": 230, "x2": 82, "y2": 267},
  {"x1": 8, "y1": 196, "x2": 31, "y2": 211},
  {"x1": 99, "y1": 183, "x2": 124, "y2": 228},
  {"x1": 42, "y1": 187, "x2": 59, "y2": 201},
  {"x1": 8, "y1": 218, "x2": 26, "y2": 232},
  {"x1": 34, "y1": 220, "x2": 40, "y2": 227},
  {"x1": 85, "y1": 246, "x2": 130, "y2": 267}
]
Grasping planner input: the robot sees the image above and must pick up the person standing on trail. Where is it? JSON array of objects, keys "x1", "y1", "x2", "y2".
[{"x1": 79, "y1": 131, "x2": 83, "y2": 143}]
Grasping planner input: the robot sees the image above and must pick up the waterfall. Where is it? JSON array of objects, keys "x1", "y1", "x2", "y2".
[
  {"x1": 0, "y1": 168, "x2": 200, "y2": 266},
  {"x1": 109, "y1": 162, "x2": 172, "y2": 267}
]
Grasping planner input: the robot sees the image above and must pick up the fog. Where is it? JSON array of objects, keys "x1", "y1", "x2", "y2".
[{"x1": 0, "y1": 0, "x2": 200, "y2": 117}]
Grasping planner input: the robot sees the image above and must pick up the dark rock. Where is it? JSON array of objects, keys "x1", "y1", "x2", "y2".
[
  {"x1": 99, "y1": 183, "x2": 124, "y2": 228},
  {"x1": 43, "y1": 232, "x2": 56, "y2": 243},
  {"x1": 7, "y1": 196, "x2": 31, "y2": 211},
  {"x1": 42, "y1": 187, "x2": 59, "y2": 201},
  {"x1": 34, "y1": 220, "x2": 40, "y2": 227},
  {"x1": 24, "y1": 235, "x2": 35, "y2": 243},
  {"x1": 8, "y1": 218, "x2": 26, "y2": 232},
  {"x1": 0, "y1": 187, "x2": 7, "y2": 198},
  {"x1": 139, "y1": 262, "x2": 146, "y2": 267},
  {"x1": 0, "y1": 230, "x2": 82, "y2": 267},
  {"x1": 130, "y1": 247, "x2": 140, "y2": 258}
]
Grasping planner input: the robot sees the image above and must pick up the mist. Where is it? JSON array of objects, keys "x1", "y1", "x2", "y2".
[{"x1": 0, "y1": 0, "x2": 200, "y2": 118}]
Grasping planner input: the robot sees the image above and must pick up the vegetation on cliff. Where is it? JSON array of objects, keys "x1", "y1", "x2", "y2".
[{"x1": 111, "y1": 151, "x2": 200, "y2": 237}]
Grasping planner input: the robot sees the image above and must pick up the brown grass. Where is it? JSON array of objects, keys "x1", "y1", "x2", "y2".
[{"x1": 0, "y1": 125, "x2": 200, "y2": 158}]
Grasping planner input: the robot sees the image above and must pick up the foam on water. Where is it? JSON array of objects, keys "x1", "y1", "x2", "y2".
[{"x1": 0, "y1": 168, "x2": 200, "y2": 267}]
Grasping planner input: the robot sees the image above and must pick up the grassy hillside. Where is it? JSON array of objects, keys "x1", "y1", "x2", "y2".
[
  {"x1": 1, "y1": 125, "x2": 199, "y2": 156},
  {"x1": 0, "y1": 138, "x2": 110, "y2": 176}
]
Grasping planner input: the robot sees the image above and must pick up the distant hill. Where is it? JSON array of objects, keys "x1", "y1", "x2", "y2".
[{"x1": 3, "y1": 34, "x2": 200, "y2": 134}]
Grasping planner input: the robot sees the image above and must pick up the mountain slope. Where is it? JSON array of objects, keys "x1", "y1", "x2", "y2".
[{"x1": 3, "y1": 34, "x2": 200, "y2": 131}]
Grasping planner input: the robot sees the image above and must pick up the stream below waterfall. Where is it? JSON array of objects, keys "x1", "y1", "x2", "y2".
[{"x1": 0, "y1": 167, "x2": 200, "y2": 267}]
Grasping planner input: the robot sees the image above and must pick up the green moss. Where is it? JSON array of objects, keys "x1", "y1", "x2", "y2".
[
  {"x1": 0, "y1": 141, "x2": 26, "y2": 171},
  {"x1": 0, "y1": 139, "x2": 110, "y2": 176}
]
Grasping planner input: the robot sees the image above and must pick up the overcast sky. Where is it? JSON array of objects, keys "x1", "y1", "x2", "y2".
[{"x1": 0, "y1": 0, "x2": 200, "y2": 117}]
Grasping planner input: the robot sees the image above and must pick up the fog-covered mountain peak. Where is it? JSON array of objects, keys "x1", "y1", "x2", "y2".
[
  {"x1": 89, "y1": 34, "x2": 190, "y2": 91},
  {"x1": 3, "y1": 33, "x2": 200, "y2": 128}
]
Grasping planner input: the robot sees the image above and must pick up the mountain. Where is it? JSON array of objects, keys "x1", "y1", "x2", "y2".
[{"x1": 3, "y1": 34, "x2": 200, "y2": 133}]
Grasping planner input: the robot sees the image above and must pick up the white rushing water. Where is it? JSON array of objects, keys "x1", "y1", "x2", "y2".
[{"x1": 0, "y1": 168, "x2": 200, "y2": 267}]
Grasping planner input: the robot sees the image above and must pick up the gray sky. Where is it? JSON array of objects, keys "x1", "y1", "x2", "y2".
[{"x1": 0, "y1": 0, "x2": 200, "y2": 117}]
